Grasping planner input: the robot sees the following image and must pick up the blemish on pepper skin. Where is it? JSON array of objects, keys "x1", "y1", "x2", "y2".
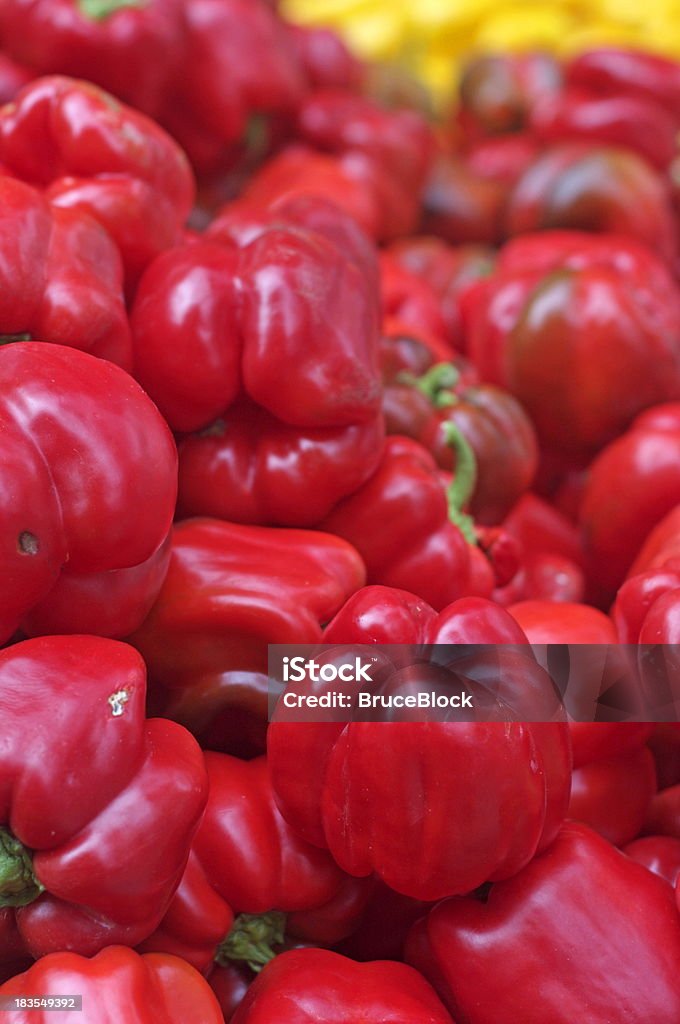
[
  {"x1": 17, "y1": 532, "x2": 39, "y2": 555},
  {"x1": 108, "y1": 690, "x2": 130, "y2": 717}
]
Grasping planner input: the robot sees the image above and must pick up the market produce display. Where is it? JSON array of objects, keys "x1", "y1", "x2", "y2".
[{"x1": 1, "y1": 2, "x2": 680, "y2": 1021}]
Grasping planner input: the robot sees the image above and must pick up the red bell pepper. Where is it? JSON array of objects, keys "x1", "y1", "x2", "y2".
[
  {"x1": 568, "y1": 744, "x2": 657, "y2": 846},
  {"x1": 160, "y1": 0, "x2": 304, "y2": 179},
  {"x1": 318, "y1": 433, "x2": 502, "y2": 610},
  {"x1": 207, "y1": 962, "x2": 250, "y2": 1022},
  {"x1": 140, "y1": 753, "x2": 369, "y2": 974},
  {"x1": 0, "y1": 0, "x2": 184, "y2": 116},
  {"x1": 0, "y1": 53, "x2": 32, "y2": 104},
  {"x1": 128, "y1": 517, "x2": 365, "y2": 756},
  {"x1": 493, "y1": 493, "x2": 586, "y2": 605},
  {"x1": 624, "y1": 836, "x2": 680, "y2": 887},
  {"x1": 385, "y1": 237, "x2": 496, "y2": 351},
  {"x1": 567, "y1": 48, "x2": 680, "y2": 118},
  {"x1": 230, "y1": 949, "x2": 454, "y2": 1024},
  {"x1": 283, "y1": 24, "x2": 364, "y2": 93},
  {"x1": 627, "y1": 504, "x2": 680, "y2": 576},
  {"x1": 323, "y1": 586, "x2": 529, "y2": 645},
  {"x1": 268, "y1": 675, "x2": 571, "y2": 900},
  {"x1": 463, "y1": 133, "x2": 542, "y2": 188},
  {"x1": 644, "y1": 784, "x2": 680, "y2": 839},
  {"x1": 613, "y1": 567, "x2": 680, "y2": 643},
  {"x1": 383, "y1": 354, "x2": 538, "y2": 524},
  {"x1": 0, "y1": 76, "x2": 195, "y2": 287},
  {"x1": 456, "y1": 52, "x2": 562, "y2": 140},
  {"x1": 380, "y1": 253, "x2": 452, "y2": 347},
  {"x1": 530, "y1": 88, "x2": 678, "y2": 171},
  {"x1": 508, "y1": 599, "x2": 617, "y2": 643},
  {"x1": 0, "y1": 175, "x2": 130, "y2": 367},
  {"x1": 131, "y1": 194, "x2": 384, "y2": 527},
  {"x1": 0, "y1": 947, "x2": 223, "y2": 1023},
  {"x1": 503, "y1": 143, "x2": 678, "y2": 265},
  {"x1": 295, "y1": 90, "x2": 434, "y2": 225},
  {"x1": 0, "y1": 636, "x2": 207, "y2": 960},
  {"x1": 570, "y1": 723, "x2": 654, "y2": 768},
  {"x1": 419, "y1": 154, "x2": 507, "y2": 246},
  {"x1": 581, "y1": 404, "x2": 680, "y2": 600},
  {"x1": 241, "y1": 90, "x2": 434, "y2": 243},
  {"x1": 0, "y1": 342, "x2": 177, "y2": 643},
  {"x1": 407, "y1": 821, "x2": 680, "y2": 1023},
  {"x1": 649, "y1": 725, "x2": 680, "y2": 789},
  {"x1": 468, "y1": 231, "x2": 680, "y2": 453}
]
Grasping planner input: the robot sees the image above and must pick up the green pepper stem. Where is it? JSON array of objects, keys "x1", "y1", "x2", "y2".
[
  {"x1": 397, "y1": 361, "x2": 461, "y2": 409},
  {"x1": 78, "y1": 0, "x2": 145, "y2": 21},
  {"x1": 216, "y1": 911, "x2": 287, "y2": 974},
  {"x1": 442, "y1": 422, "x2": 478, "y2": 546},
  {"x1": 0, "y1": 828, "x2": 43, "y2": 909},
  {"x1": 0, "y1": 333, "x2": 31, "y2": 346}
]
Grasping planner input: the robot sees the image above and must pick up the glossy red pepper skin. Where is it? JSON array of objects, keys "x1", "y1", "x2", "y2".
[
  {"x1": 508, "y1": 599, "x2": 617, "y2": 643},
  {"x1": 570, "y1": 723, "x2": 654, "y2": 769},
  {"x1": 0, "y1": 636, "x2": 208, "y2": 960},
  {"x1": 567, "y1": 48, "x2": 680, "y2": 117},
  {"x1": 456, "y1": 52, "x2": 562, "y2": 139},
  {"x1": 530, "y1": 89, "x2": 678, "y2": 171},
  {"x1": 323, "y1": 586, "x2": 529, "y2": 645},
  {"x1": 295, "y1": 90, "x2": 434, "y2": 231},
  {"x1": 380, "y1": 253, "x2": 452, "y2": 347},
  {"x1": 231, "y1": 948, "x2": 454, "y2": 1024},
  {"x1": 493, "y1": 493, "x2": 586, "y2": 605},
  {"x1": 0, "y1": 342, "x2": 176, "y2": 643},
  {"x1": 504, "y1": 144, "x2": 678, "y2": 265},
  {"x1": 407, "y1": 822, "x2": 680, "y2": 1024},
  {"x1": 645, "y1": 784, "x2": 680, "y2": 839},
  {"x1": 128, "y1": 517, "x2": 365, "y2": 756},
  {"x1": 508, "y1": 602, "x2": 623, "y2": 720},
  {"x1": 613, "y1": 568, "x2": 680, "y2": 646},
  {"x1": 140, "y1": 754, "x2": 369, "y2": 973},
  {"x1": 468, "y1": 231, "x2": 680, "y2": 453},
  {"x1": 318, "y1": 436, "x2": 496, "y2": 610},
  {"x1": 581, "y1": 405, "x2": 680, "y2": 599},
  {"x1": 284, "y1": 24, "x2": 364, "y2": 93},
  {"x1": 268, "y1": 682, "x2": 571, "y2": 900},
  {"x1": 0, "y1": 947, "x2": 223, "y2": 1023},
  {"x1": 568, "y1": 744, "x2": 657, "y2": 846},
  {"x1": 0, "y1": 76, "x2": 195, "y2": 287},
  {"x1": 628, "y1": 505, "x2": 680, "y2": 576},
  {"x1": 0, "y1": 176, "x2": 130, "y2": 366},
  {"x1": 0, "y1": 0, "x2": 184, "y2": 116},
  {"x1": 207, "y1": 962, "x2": 251, "y2": 1022},
  {"x1": 397, "y1": 363, "x2": 538, "y2": 525},
  {"x1": 419, "y1": 155, "x2": 507, "y2": 246},
  {"x1": 624, "y1": 836, "x2": 680, "y2": 887},
  {"x1": 0, "y1": 53, "x2": 32, "y2": 104},
  {"x1": 382, "y1": 379, "x2": 537, "y2": 525},
  {"x1": 131, "y1": 196, "x2": 383, "y2": 528},
  {"x1": 385, "y1": 238, "x2": 496, "y2": 351},
  {"x1": 163, "y1": 0, "x2": 304, "y2": 177},
  {"x1": 463, "y1": 133, "x2": 542, "y2": 188},
  {"x1": 245, "y1": 90, "x2": 434, "y2": 242}
]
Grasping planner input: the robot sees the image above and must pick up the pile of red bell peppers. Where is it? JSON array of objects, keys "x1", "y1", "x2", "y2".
[{"x1": 0, "y1": 3, "x2": 680, "y2": 1019}]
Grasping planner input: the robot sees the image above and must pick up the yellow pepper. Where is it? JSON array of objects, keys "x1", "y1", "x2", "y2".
[{"x1": 282, "y1": 0, "x2": 680, "y2": 105}]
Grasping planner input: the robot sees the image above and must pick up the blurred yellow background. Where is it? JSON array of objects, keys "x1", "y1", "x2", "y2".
[{"x1": 283, "y1": 0, "x2": 680, "y2": 103}]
